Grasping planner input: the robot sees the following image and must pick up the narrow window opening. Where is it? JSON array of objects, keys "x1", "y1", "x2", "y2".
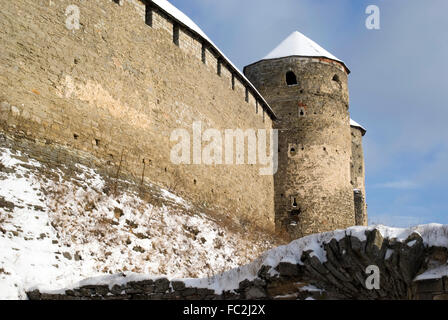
[
  {"x1": 193, "y1": 179, "x2": 197, "y2": 185},
  {"x1": 73, "y1": 134, "x2": 79, "y2": 140},
  {"x1": 217, "y1": 59, "x2": 222, "y2": 76},
  {"x1": 245, "y1": 88, "x2": 249, "y2": 103},
  {"x1": 173, "y1": 24, "x2": 180, "y2": 46},
  {"x1": 145, "y1": 4, "x2": 153, "y2": 27},
  {"x1": 231, "y1": 74, "x2": 235, "y2": 90},
  {"x1": 332, "y1": 74, "x2": 342, "y2": 88},
  {"x1": 255, "y1": 100, "x2": 258, "y2": 114},
  {"x1": 201, "y1": 43, "x2": 206, "y2": 64},
  {"x1": 289, "y1": 143, "x2": 298, "y2": 157},
  {"x1": 286, "y1": 71, "x2": 298, "y2": 86},
  {"x1": 95, "y1": 139, "x2": 100, "y2": 146},
  {"x1": 291, "y1": 196, "x2": 298, "y2": 208}
]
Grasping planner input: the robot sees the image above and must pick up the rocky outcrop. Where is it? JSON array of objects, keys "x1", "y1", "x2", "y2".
[{"x1": 27, "y1": 226, "x2": 448, "y2": 300}]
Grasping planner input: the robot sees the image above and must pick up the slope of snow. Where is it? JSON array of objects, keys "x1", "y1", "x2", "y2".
[
  {"x1": 32, "y1": 219, "x2": 448, "y2": 296},
  {"x1": 0, "y1": 145, "x2": 276, "y2": 299},
  {"x1": 415, "y1": 265, "x2": 448, "y2": 281},
  {"x1": 263, "y1": 31, "x2": 343, "y2": 63}
]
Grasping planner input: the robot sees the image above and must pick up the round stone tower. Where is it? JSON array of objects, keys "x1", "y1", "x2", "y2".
[{"x1": 244, "y1": 31, "x2": 355, "y2": 239}]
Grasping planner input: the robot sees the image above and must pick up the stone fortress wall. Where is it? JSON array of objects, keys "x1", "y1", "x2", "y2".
[
  {"x1": 0, "y1": 0, "x2": 277, "y2": 232},
  {"x1": 0, "y1": 0, "x2": 367, "y2": 238}
]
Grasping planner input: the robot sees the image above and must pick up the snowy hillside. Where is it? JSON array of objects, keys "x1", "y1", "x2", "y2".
[{"x1": 0, "y1": 145, "x2": 278, "y2": 299}]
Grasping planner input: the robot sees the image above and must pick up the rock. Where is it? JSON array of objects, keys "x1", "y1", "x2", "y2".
[
  {"x1": 257, "y1": 265, "x2": 272, "y2": 280},
  {"x1": 414, "y1": 279, "x2": 444, "y2": 293},
  {"x1": 181, "y1": 288, "x2": 197, "y2": 296},
  {"x1": 365, "y1": 229, "x2": 384, "y2": 258},
  {"x1": 245, "y1": 286, "x2": 266, "y2": 300},
  {"x1": 113, "y1": 207, "x2": 123, "y2": 219},
  {"x1": 62, "y1": 252, "x2": 72, "y2": 260},
  {"x1": 111, "y1": 284, "x2": 125, "y2": 295},
  {"x1": 27, "y1": 290, "x2": 41, "y2": 300},
  {"x1": 0, "y1": 196, "x2": 15, "y2": 212},
  {"x1": 132, "y1": 246, "x2": 145, "y2": 253},
  {"x1": 171, "y1": 281, "x2": 186, "y2": 291},
  {"x1": 277, "y1": 262, "x2": 301, "y2": 277},
  {"x1": 433, "y1": 294, "x2": 448, "y2": 300},
  {"x1": 238, "y1": 279, "x2": 251, "y2": 291},
  {"x1": 154, "y1": 278, "x2": 170, "y2": 293}
]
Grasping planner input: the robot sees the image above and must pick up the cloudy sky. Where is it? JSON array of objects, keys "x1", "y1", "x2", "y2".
[{"x1": 170, "y1": 0, "x2": 448, "y2": 227}]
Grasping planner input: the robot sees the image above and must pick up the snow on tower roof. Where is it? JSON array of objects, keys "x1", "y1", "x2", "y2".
[
  {"x1": 256, "y1": 31, "x2": 349, "y2": 73},
  {"x1": 150, "y1": 0, "x2": 277, "y2": 119},
  {"x1": 350, "y1": 119, "x2": 367, "y2": 135}
]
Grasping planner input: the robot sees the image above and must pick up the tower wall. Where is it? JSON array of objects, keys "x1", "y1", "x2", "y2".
[
  {"x1": 245, "y1": 56, "x2": 355, "y2": 238},
  {"x1": 351, "y1": 127, "x2": 367, "y2": 226}
]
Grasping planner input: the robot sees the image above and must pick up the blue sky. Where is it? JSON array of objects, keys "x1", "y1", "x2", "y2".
[{"x1": 169, "y1": 0, "x2": 448, "y2": 227}]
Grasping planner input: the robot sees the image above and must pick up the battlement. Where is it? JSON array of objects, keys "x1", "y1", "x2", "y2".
[{"x1": 131, "y1": 0, "x2": 276, "y2": 120}]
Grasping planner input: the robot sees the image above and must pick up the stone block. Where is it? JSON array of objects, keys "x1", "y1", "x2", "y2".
[
  {"x1": 433, "y1": 294, "x2": 448, "y2": 300},
  {"x1": 171, "y1": 281, "x2": 186, "y2": 291},
  {"x1": 415, "y1": 279, "x2": 444, "y2": 293}
]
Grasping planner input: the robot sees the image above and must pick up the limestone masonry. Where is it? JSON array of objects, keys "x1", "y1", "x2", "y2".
[{"x1": 0, "y1": 0, "x2": 367, "y2": 239}]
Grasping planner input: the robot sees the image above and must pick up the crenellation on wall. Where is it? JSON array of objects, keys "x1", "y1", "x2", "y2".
[
  {"x1": 178, "y1": 28, "x2": 202, "y2": 60},
  {"x1": 248, "y1": 91, "x2": 257, "y2": 111},
  {"x1": 204, "y1": 47, "x2": 219, "y2": 74},
  {"x1": 151, "y1": 7, "x2": 173, "y2": 34},
  {"x1": 220, "y1": 63, "x2": 233, "y2": 89},
  {"x1": 234, "y1": 75, "x2": 246, "y2": 96}
]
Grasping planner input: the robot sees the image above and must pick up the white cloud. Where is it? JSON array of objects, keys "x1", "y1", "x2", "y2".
[
  {"x1": 368, "y1": 214, "x2": 428, "y2": 228},
  {"x1": 373, "y1": 180, "x2": 418, "y2": 190}
]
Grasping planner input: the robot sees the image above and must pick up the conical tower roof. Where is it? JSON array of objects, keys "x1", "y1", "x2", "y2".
[{"x1": 253, "y1": 31, "x2": 349, "y2": 73}]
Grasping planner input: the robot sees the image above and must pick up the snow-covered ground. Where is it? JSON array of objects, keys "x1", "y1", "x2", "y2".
[
  {"x1": 1, "y1": 144, "x2": 447, "y2": 299},
  {"x1": 0, "y1": 146, "x2": 276, "y2": 299},
  {"x1": 181, "y1": 224, "x2": 448, "y2": 294},
  {"x1": 36, "y1": 222, "x2": 448, "y2": 297}
]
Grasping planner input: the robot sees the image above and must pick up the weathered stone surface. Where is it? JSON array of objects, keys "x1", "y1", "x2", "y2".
[
  {"x1": 245, "y1": 286, "x2": 266, "y2": 300},
  {"x1": 277, "y1": 262, "x2": 301, "y2": 277},
  {"x1": 154, "y1": 278, "x2": 170, "y2": 293},
  {"x1": 171, "y1": 281, "x2": 186, "y2": 291},
  {"x1": 0, "y1": 0, "x2": 277, "y2": 236}
]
